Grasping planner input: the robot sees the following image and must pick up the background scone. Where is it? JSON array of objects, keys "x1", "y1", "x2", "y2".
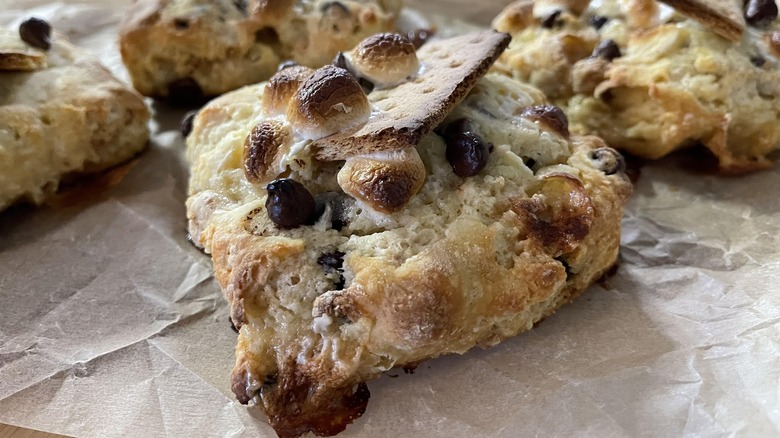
[
  {"x1": 120, "y1": 0, "x2": 401, "y2": 100},
  {"x1": 185, "y1": 30, "x2": 632, "y2": 437},
  {"x1": 0, "y1": 20, "x2": 149, "y2": 211},
  {"x1": 493, "y1": 0, "x2": 780, "y2": 172}
]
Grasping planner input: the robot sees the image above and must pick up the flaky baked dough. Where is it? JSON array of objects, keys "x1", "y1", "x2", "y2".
[
  {"x1": 494, "y1": 0, "x2": 780, "y2": 173},
  {"x1": 185, "y1": 72, "x2": 631, "y2": 437},
  {"x1": 119, "y1": 0, "x2": 401, "y2": 97},
  {"x1": 0, "y1": 29, "x2": 149, "y2": 211}
]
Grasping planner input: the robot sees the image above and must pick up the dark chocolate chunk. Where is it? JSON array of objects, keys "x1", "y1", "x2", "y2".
[
  {"x1": 265, "y1": 179, "x2": 316, "y2": 229},
  {"x1": 590, "y1": 147, "x2": 626, "y2": 175},
  {"x1": 438, "y1": 119, "x2": 490, "y2": 177},
  {"x1": 313, "y1": 191, "x2": 351, "y2": 231},
  {"x1": 555, "y1": 256, "x2": 573, "y2": 279},
  {"x1": 167, "y1": 77, "x2": 205, "y2": 107},
  {"x1": 181, "y1": 110, "x2": 197, "y2": 138},
  {"x1": 19, "y1": 17, "x2": 51, "y2": 50},
  {"x1": 318, "y1": 251, "x2": 346, "y2": 272},
  {"x1": 521, "y1": 105, "x2": 570, "y2": 137},
  {"x1": 745, "y1": 0, "x2": 778, "y2": 27},
  {"x1": 590, "y1": 15, "x2": 609, "y2": 29},
  {"x1": 751, "y1": 55, "x2": 767, "y2": 67},
  {"x1": 592, "y1": 39, "x2": 622, "y2": 61},
  {"x1": 321, "y1": 1, "x2": 350, "y2": 15},
  {"x1": 233, "y1": 0, "x2": 247, "y2": 12},
  {"x1": 332, "y1": 52, "x2": 349, "y2": 69},
  {"x1": 174, "y1": 18, "x2": 189, "y2": 29},
  {"x1": 542, "y1": 10, "x2": 562, "y2": 28}
]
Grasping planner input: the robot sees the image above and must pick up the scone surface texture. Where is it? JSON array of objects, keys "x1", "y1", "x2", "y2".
[
  {"x1": 185, "y1": 32, "x2": 631, "y2": 437},
  {"x1": 494, "y1": 0, "x2": 780, "y2": 172},
  {"x1": 119, "y1": 0, "x2": 401, "y2": 98},
  {"x1": 0, "y1": 25, "x2": 149, "y2": 210}
]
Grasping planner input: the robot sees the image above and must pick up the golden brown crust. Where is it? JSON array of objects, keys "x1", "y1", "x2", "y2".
[
  {"x1": 186, "y1": 66, "x2": 632, "y2": 436},
  {"x1": 119, "y1": 0, "x2": 401, "y2": 97},
  {"x1": 494, "y1": 0, "x2": 780, "y2": 173},
  {"x1": 0, "y1": 28, "x2": 150, "y2": 210}
]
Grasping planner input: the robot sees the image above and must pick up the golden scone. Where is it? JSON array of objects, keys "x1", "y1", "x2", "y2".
[
  {"x1": 185, "y1": 31, "x2": 631, "y2": 437},
  {"x1": 0, "y1": 21, "x2": 149, "y2": 211},
  {"x1": 494, "y1": 0, "x2": 780, "y2": 172},
  {"x1": 119, "y1": 0, "x2": 401, "y2": 100}
]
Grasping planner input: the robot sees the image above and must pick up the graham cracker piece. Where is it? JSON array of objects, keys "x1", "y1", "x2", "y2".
[
  {"x1": 0, "y1": 28, "x2": 47, "y2": 71},
  {"x1": 658, "y1": 0, "x2": 745, "y2": 42},
  {"x1": 312, "y1": 30, "x2": 511, "y2": 161}
]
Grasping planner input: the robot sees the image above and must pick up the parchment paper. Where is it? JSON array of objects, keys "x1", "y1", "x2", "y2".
[{"x1": 1, "y1": 1, "x2": 778, "y2": 437}]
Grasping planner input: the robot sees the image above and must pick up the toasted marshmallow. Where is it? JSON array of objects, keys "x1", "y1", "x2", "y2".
[
  {"x1": 347, "y1": 33, "x2": 419, "y2": 89},
  {"x1": 337, "y1": 147, "x2": 426, "y2": 213},
  {"x1": 243, "y1": 120, "x2": 292, "y2": 185},
  {"x1": 262, "y1": 65, "x2": 315, "y2": 116},
  {"x1": 286, "y1": 65, "x2": 371, "y2": 140}
]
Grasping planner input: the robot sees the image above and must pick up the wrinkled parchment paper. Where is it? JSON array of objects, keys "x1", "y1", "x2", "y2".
[{"x1": 1, "y1": 1, "x2": 778, "y2": 436}]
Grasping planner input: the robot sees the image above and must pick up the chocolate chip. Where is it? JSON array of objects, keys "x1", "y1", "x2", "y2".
[
  {"x1": 590, "y1": 15, "x2": 609, "y2": 29},
  {"x1": 277, "y1": 60, "x2": 299, "y2": 71},
  {"x1": 332, "y1": 53, "x2": 374, "y2": 93},
  {"x1": 233, "y1": 0, "x2": 247, "y2": 12},
  {"x1": 19, "y1": 17, "x2": 51, "y2": 50},
  {"x1": 255, "y1": 27, "x2": 279, "y2": 45},
  {"x1": 263, "y1": 374, "x2": 278, "y2": 387},
  {"x1": 542, "y1": 10, "x2": 562, "y2": 28},
  {"x1": 265, "y1": 179, "x2": 316, "y2": 229},
  {"x1": 592, "y1": 39, "x2": 621, "y2": 61},
  {"x1": 745, "y1": 0, "x2": 778, "y2": 27},
  {"x1": 555, "y1": 256, "x2": 573, "y2": 279},
  {"x1": 318, "y1": 251, "x2": 345, "y2": 271},
  {"x1": 407, "y1": 28, "x2": 435, "y2": 49},
  {"x1": 521, "y1": 105, "x2": 570, "y2": 137},
  {"x1": 167, "y1": 77, "x2": 205, "y2": 107},
  {"x1": 313, "y1": 191, "x2": 351, "y2": 231},
  {"x1": 590, "y1": 147, "x2": 626, "y2": 175},
  {"x1": 751, "y1": 55, "x2": 767, "y2": 67},
  {"x1": 181, "y1": 110, "x2": 197, "y2": 138},
  {"x1": 321, "y1": 1, "x2": 350, "y2": 15},
  {"x1": 332, "y1": 52, "x2": 349, "y2": 69},
  {"x1": 358, "y1": 77, "x2": 375, "y2": 94},
  {"x1": 438, "y1": 119, "x2": 490, "y2": 177},
  {"x1": 174, "y1": 18, "x2": 189, "y2": 29}
]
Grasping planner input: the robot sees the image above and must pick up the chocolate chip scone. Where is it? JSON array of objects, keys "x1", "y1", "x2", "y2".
[
  {"x1": 119, "y1": 0, "x2": 401, "y2": 100},
  {"x1": 0, "y1": 19, "x2": 149, "y2": 211},
  {"x1": 493, "y1": 0, "x2": 780, "y2": 172},
  {"x1": 185, "y1": 30, "x2": 632, "y2": 437}
]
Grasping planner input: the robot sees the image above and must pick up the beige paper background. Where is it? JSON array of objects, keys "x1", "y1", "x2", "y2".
[{"x1": 1, "y1": 1, "x2": 779, "y2": 437}]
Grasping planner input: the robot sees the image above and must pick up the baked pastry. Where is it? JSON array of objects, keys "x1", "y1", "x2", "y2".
[
  {"x1": 0, "y1": 19, "x2": 149, "y2": 211},
  {"x1": 119, "y1": 0, "x2": 402, "y2": 101},
  {"x1": 185, "y1": 30, "x2": 632, "y2": 437},
  {"x1": 493, "y1": 0, "x2": 780, "y2": 173}
]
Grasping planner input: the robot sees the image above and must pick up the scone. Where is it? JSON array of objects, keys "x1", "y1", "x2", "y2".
[
  {"x1": 0, "y1": 19, "x2": 150, "y2": 211},
  {"x1": 493, "y1": 0, "x2": 780, "y2": 172},
  {"x1": 119, "y1": 0, "x2": 401, "y2": 100},
  {"x1": 185, "y1": 30, "x2": 632, "y2": 437}
]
